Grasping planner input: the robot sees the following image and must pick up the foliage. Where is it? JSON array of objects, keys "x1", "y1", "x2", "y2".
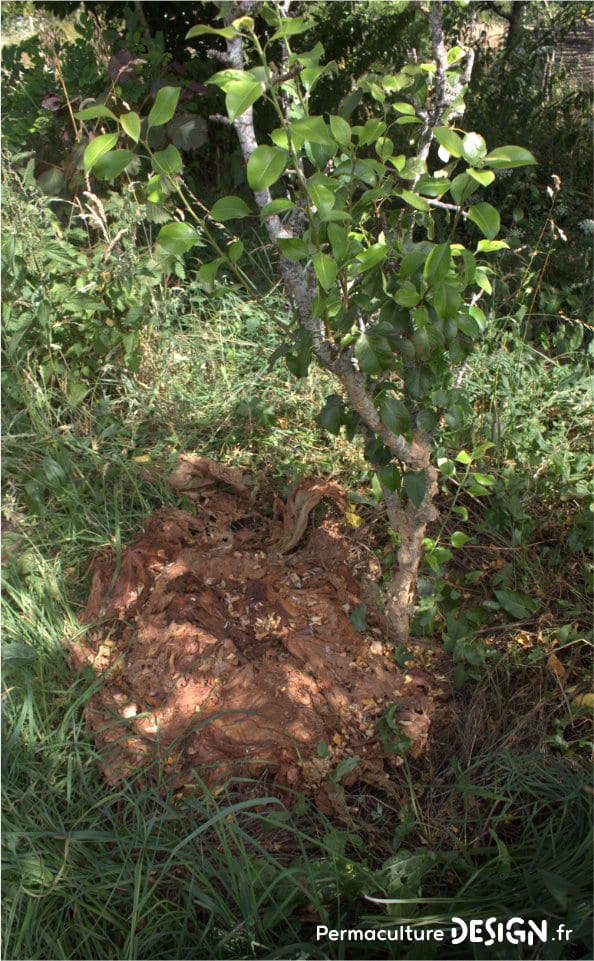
[{"x1": 0, "y1": 153, "x2": 186, "y2": 413}]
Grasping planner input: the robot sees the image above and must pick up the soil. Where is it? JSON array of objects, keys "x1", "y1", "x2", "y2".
[{"x1": 70, "y1": 456, "x2": 451, "y2": 813}]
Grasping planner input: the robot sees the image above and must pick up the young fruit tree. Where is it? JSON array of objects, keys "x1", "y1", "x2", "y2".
[{"x1": 79, "y1": 0, "x2": 535, "y2": 645}]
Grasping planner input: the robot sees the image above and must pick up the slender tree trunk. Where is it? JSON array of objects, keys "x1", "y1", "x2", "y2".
[{"x1": 219, "y1": 1, "x2": 474, "y2": 645}]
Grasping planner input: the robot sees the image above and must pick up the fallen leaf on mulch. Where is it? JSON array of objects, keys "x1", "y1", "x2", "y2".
[{"x1": 69, "y1": 460, "x2": 450, "y2": 810}]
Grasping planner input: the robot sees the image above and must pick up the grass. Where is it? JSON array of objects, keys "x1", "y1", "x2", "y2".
[{"x1": 2, "y1": 200, "x2": 593, "y2": 957}]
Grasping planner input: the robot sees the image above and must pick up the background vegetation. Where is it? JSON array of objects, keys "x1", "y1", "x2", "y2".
[{"x1": 2, "y1": 1, "x2": 592, "y2": 958}]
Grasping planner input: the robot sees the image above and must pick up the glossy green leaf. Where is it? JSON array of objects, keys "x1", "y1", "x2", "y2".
[
  {"x1": 225, "y1": 79, "x2": 263, "y2": 121},
  {"x1": 400, "y1": 189, "x2": 430, "y2": 211},
  {"x1": 431, "y1": 284, "x2": 462, "y2": 318},
  {"x1": 210, "y1": 195, "x2": 251, "y2": 221},
  {"x1": 312, "y1": 252, "x2": 337, "y2": 291},
  {"x1": 349, "y1": 243, "x2": 387, "y2": 275},
  {"x1": 434, "y1": 127, "x2": 464, "y2": 158},
  {"x1": 328, "y1": 223, "x2": 349, "y2": 262},
  {"x1": 468, "y1": 202, "x2": 500, "y2": 240},
  {"x1": 157, "y1": 222, "x2": 201, "y2": 255},
  {"x1": 329, "y1": 114, "x2": 351, "y2": 145},
  {"x1": 120, "y1": 110, "x2": 141, "y2": 142},
  {"x1": 462, "y1": 132, "x2": 487, "y2": 165},
  {"x1": 354, "y1": 332, "x2": 393, "y2": 374},
  {"x1": 476, "y1": 239, "x2": 508, "y2": 252},
  {"x1": 83, "y1": 133, "x2": 118, "y2": 171},
  {"x1": 424, "y1": 243, "x2": 451, "y2": 285},
  {"x1": 358, "y1": 118, "x2": 387, "y2": 146},
  {"x1": 467, "y1": 167, "x2": 495, "y2": 187},
  {"x1": 148, "y1": 86, "x2": 181, "y2": 128},
  {"x1": 450, "y1": 173, "x2": 479, "y2": 204},
  {"x1": 152, "y1": 145, "x2": 183, "y2": 175},
  {"x1": 308, "y1": 182, "x2": 335, "y2": 219},
  {"x1": 393, "y1": 101, "x2": 416, "y2": 116},
  {"x1": 92, "y1": 149, "x2": 135, "y2": 179},
  {"x1": 379, "y1": 463, "x2": 402, "y2": 491},
  {"x1": 380, "y1": 396, "x2": 411, "y2": 435},
  {"x1": 318, "y1": 394, "x2": 344, "y2": 434},
  {"x1": 247, "y1": 145, "x2": 288, "y2": 191},
  {"x1": 259, "y1": 199, "x2": 294, "y2": 220},
  {"x1": 75, "y1": 105, "x2": 117, "y2": 121},
  {"x1": 404, "y1": 470, "x2": 426, "y2": 508},
  {"x1": 199, "y1": 257, "x2": 225, "y2": 286},
  {"x1": 269, "y1": 16, "x2": 309, "y2": 40},
  {"x1": 450, "y1": 531, "x2": 470, "y2": 547},
  {"x1": 186, "y1": 24, "x2": 238, "y2": 39},
  {"x1": 291, "y1": 115, "x2": 333, "y2": 146},
  {"x1": 484, "y1": 145, "x2": 537, "y2": 169},
  {"x1": 395, "y1": 282, "x2": 422, "y2": 308},
  {"x1": 277, "y1": 237, "x2": 310, "y2": 261},
  {"x1": 228, "y1": 240, "x2": 244, "y2": 262}
]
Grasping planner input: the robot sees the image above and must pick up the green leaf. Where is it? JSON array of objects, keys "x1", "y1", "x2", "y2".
[
  {"x1": 462, "y1": 132, "x2": 487, "y2": 165},
  {"x1": 186, "y1": 24, "x2": 238, "y2": 39},
  {"x1": 83, "y1": 133, "x2": 118, "y2": 171},
  {"x1": 291, "y1": 115, "x2": 333, "y2": 146},
  {"x1": 354, "y1": 332, "x2": 393, "y2": 374},
  {"x1": 380, "y1": 396, "x2": 411, "y2": 435},
  {"x1": 450, "y1": 530, "x2": 469, "y2": 547},
  {"x1": 358, "y1": 118, "x2": 387, "y2": 145},
  {"x1": 120, "y1": 110, "x2": 141, "y2": 142},
  {"x1": 450, "y1": 173, "x2": 479, "y2": 204},
  {"x1": 379, "y1": 463, "x2": 402, "y2": 491},
  {"x1": 484, "y1": 145, "x2": 537, "y2": 169},
  {"x1": 467, "y1": 202, "x2": 500, "y2": 240},
  {"x1": 308, "y1": 182, "x2": 335, "y2": 219},
  {"x1": 393, "y1": 101, "x2": 416, "y2": 115},
  {"x1": 400, "y1": 189, "x2": 430, "y2": 211},
  {"x1": 318, "y1": 394, "x2": 344, "y2": 434},
  {"x1": 152, "y1": 145, "x2": 183, "y2": 175},
  {"x1": 456, "y1": 449, "x2": 472, "y2": 465},
  {"x1": 350, "y1": 604, "x2": 367, "y2": 632},
  {"x1": 395, "y1": 282, "x2": 422, "y2": 308},
  {"x1": 494, "y1": 589, "x2": 539, "y2": 619},
  {"x1": 312, "y1": 252, "x2": 337, "y2": 291},
  {"x1": 157, "y1": 222, "x2": 201, "y2": 255},
  {"x1": 259, "y1": 198, "x2": 294, "y2": 219},
  {"x1": 228, "y1": 240, "x2": 244, "y2": 262},
  {"x1": 328, "y1": 223, "x2": 349, "y2": 262},
  {"x1": 277, "y1": 237, "x2": 310, "y2": 261},
  {"x1": 404, "y1": 470, "x2": 426, "y2": 508},
  {"x1": 332, "y1": 755, "x2": 361, "y2": 783},
  {"x1": 92, "y1": 149, "x2": 135, "y2": 179},
  {"x1": 199, "y1": 258, "x2": 225, "y2": 287},
  {"x1": 476, "y1": 239, "x2": 508, "y2": 252},
  {"x1": 148, "y1": 86, "x2": 181, "y2": 128},
  {"x1": 424, "y1": 243, "x2": 451, "y2": 285},
  {"x1": 329, "y1": 114, "x2": 351, "y2": 145},
  {"x1": 269, "y1": 17, "x2": 309, "y2": 40},
  {"x1": 75, "y1": 105, "x2": 117, "y2": 121},
  {"x1": 210, "y1": 195, "x2": 251, "y2": 221},
  {"x1": 431, "y1": 284, "x2": 462, "y2": 319},
  {"x1": 247, "y1": 145, "x2": 288, "y2": 191},
  {"x1": 467, "y1": 167, "x2": 495, "y2": 187},
  {"x1": 225, "y1": 79, "x2": 263, "y2": 121},
  {"x1": 349, "y1": 243, "x2": 387, "y2": 275},
  {"x1": 416, "y1": 408, "x2": 438, "y2": 432},
  {"x1": 434, "y1": 127, "x2": 464, "y2": 158}
]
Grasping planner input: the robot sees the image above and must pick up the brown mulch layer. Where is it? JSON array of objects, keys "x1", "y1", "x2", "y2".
[{"x1": 70, "y1": 456, "x2": 451, "y2": 812}]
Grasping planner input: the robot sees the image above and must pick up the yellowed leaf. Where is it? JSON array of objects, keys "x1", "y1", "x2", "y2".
[
  {"x1": 132, "y1": 454, "x2": 152, "y2": 463},
  {"x1": 547, "y1": 652, "x2": 565, "y2": 680},
  {"x1": 572, "y1": 692, "x2": 594, "y2": 709},
  {"x1": 344, "y1": 511, "x2": 364, "y2": 529}
]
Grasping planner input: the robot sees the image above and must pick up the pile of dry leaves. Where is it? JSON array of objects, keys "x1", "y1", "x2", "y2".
[{"x1": 70, "y1": 456, "x2": 450, "y2": 811}]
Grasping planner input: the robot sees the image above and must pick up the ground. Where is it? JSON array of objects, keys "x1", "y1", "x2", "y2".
[{"x1": 70, "y1": 455, "x2": 451, "y2": 812}]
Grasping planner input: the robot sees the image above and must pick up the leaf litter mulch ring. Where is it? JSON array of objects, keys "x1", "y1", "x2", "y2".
[{"x1": 71, "y1": 456, "x2": 451, "y2": 813}]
